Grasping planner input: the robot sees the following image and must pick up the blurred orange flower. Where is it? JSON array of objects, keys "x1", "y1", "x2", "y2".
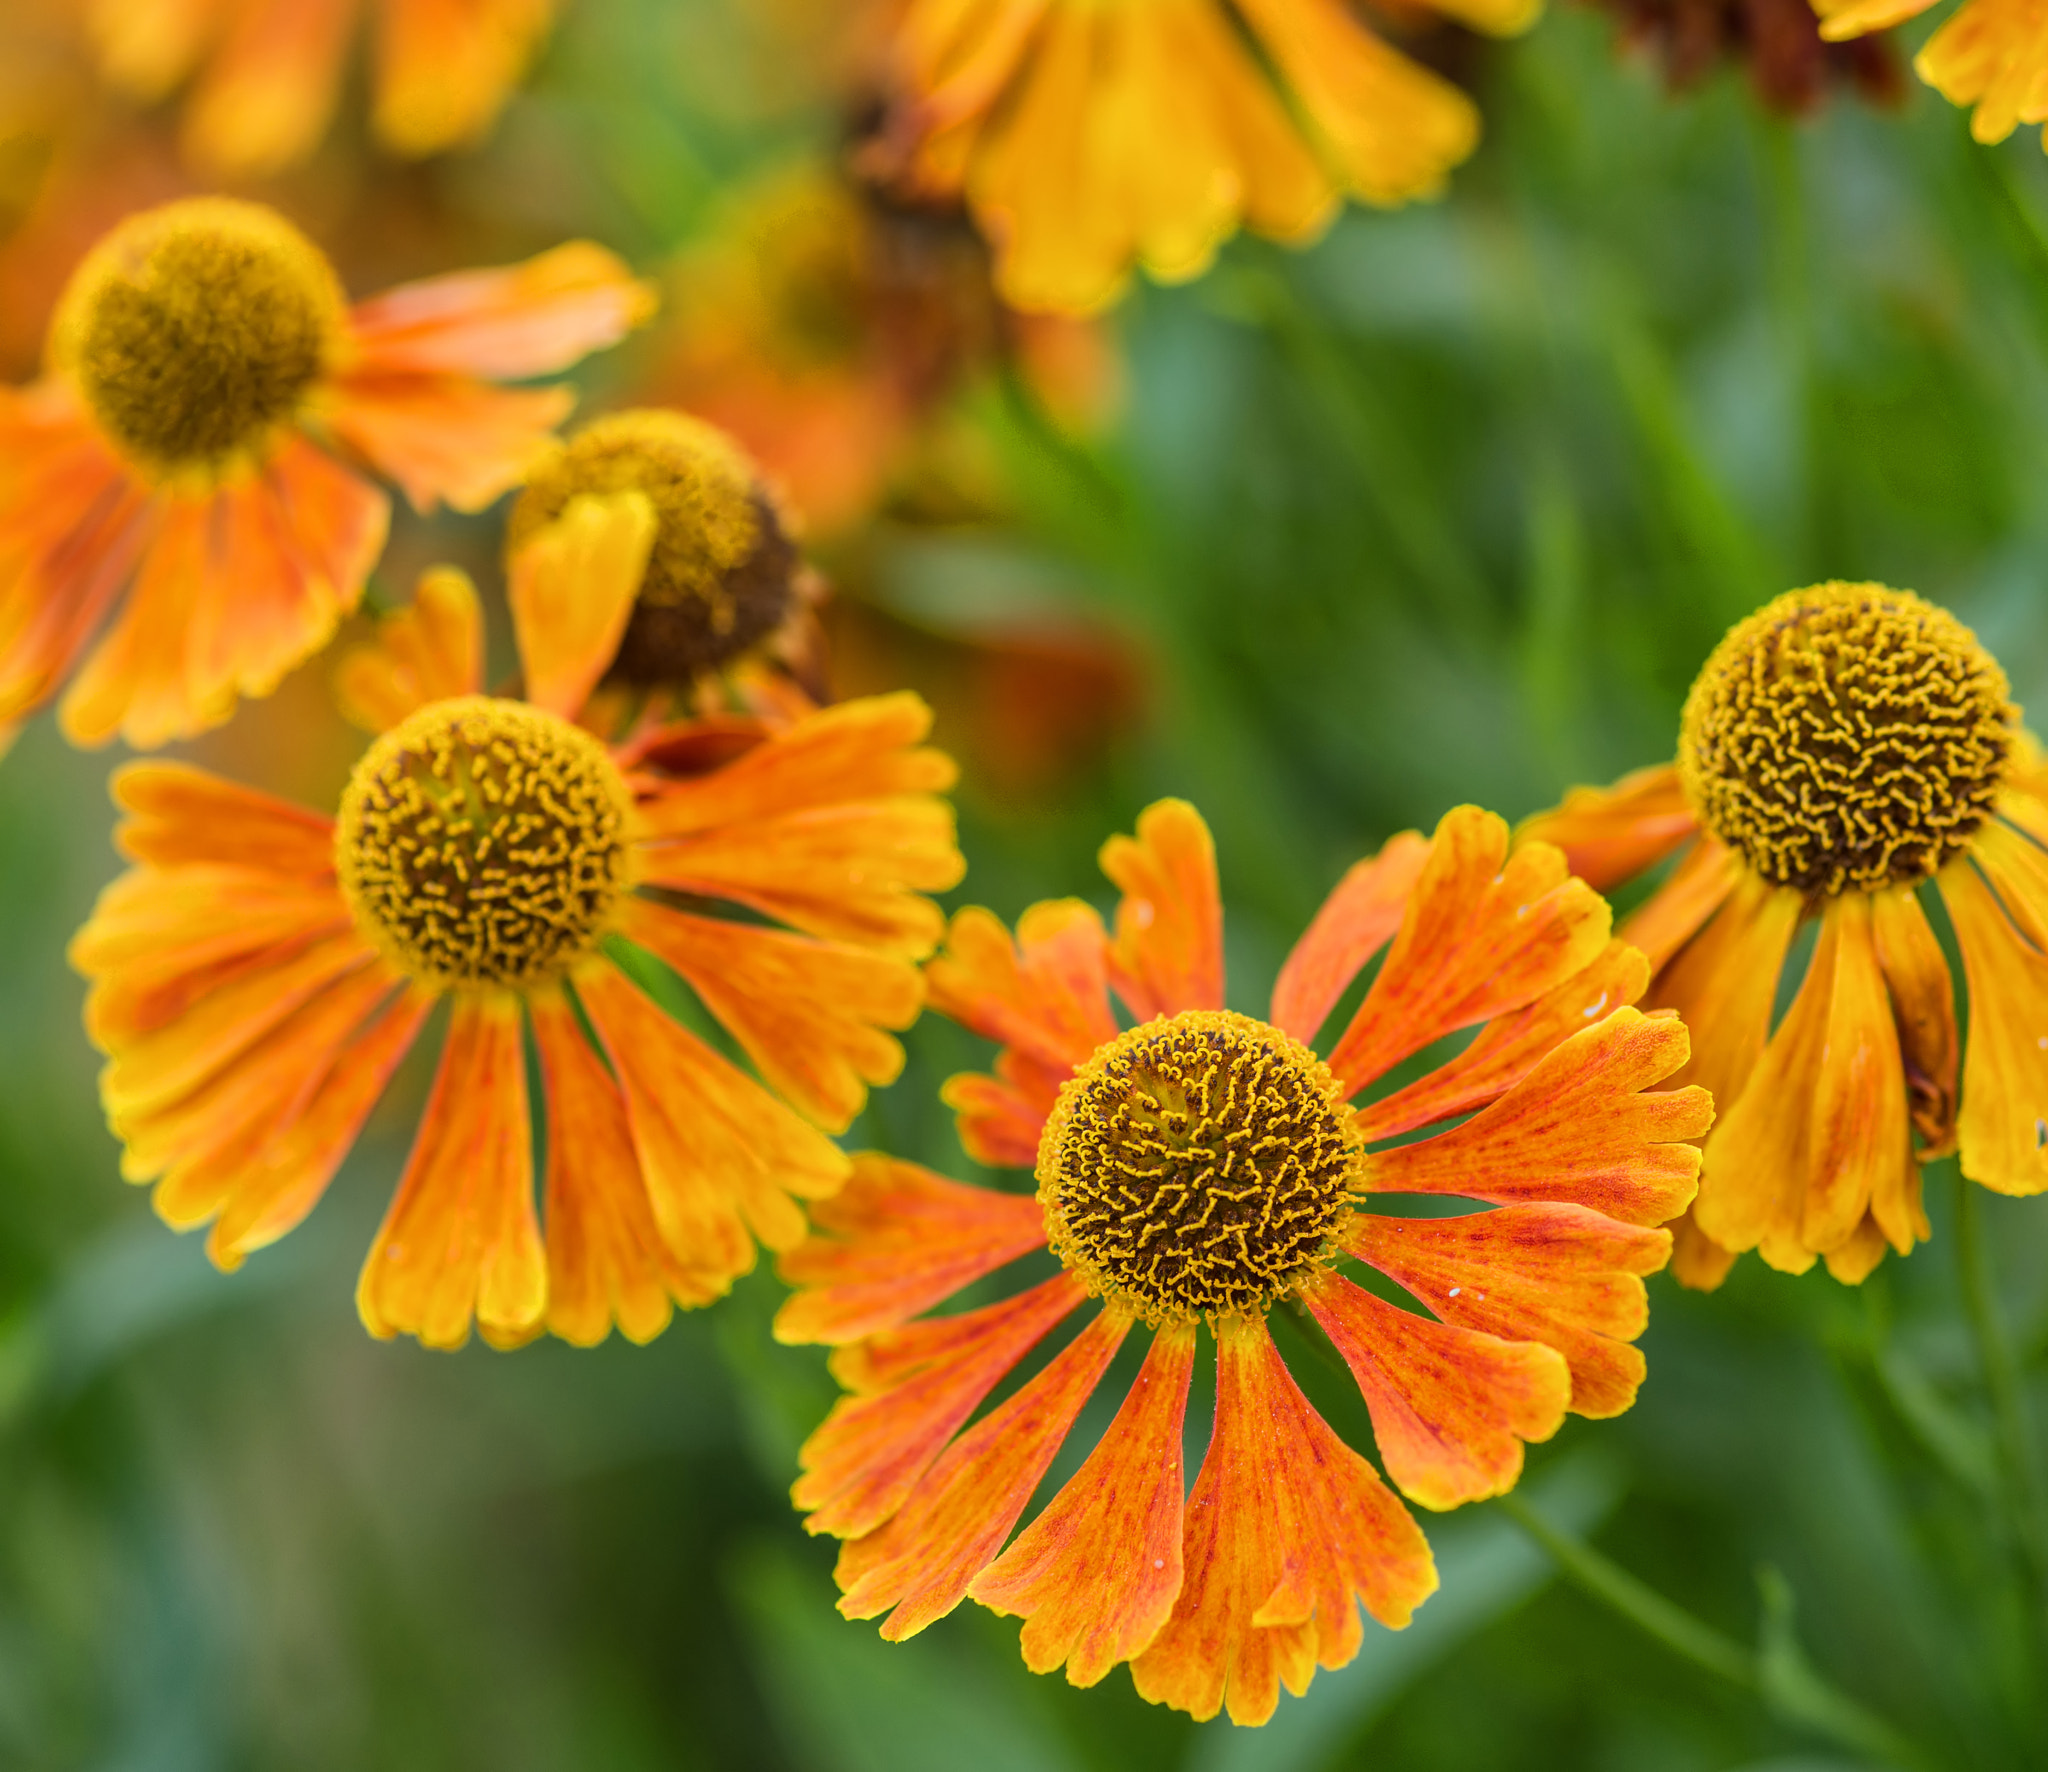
[
  {"x1": 779, "y1": 799, "x2": 1708, "y2": 1721},
  {"x1": 87, "y1": 0, "x2": 557, "y2": 176},
  {"x1": 71, "y1": 563, "x2": 963, "y2": 1351},
  {"x1": 1814, "y1": 0, "x2": 2044, "y2": 142},
  {"x1": 0, "y1": 196, "x2": 650, "y2": 751}
]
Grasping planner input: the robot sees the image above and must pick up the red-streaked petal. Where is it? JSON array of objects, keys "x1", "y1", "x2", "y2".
[
  {"x1": 356, "y1": 993, "x2": 546, "y2": 1351},
  {"x1": 940, "y1": 1052, "x2": 1066, "y2": 1168},
  {"x1": 324, "y1": 375, "x2": 572, "y2": 516},
  {"x1": 622, "y1": 898, "x2": 922, "y2": 1132},
  {"x1": 1344, "y1": 1206, "x2": 1670, "y2": 1419},
  {"x1": 927, "y1": 900, "x2": 1118, "y2": 1070},
  {"x1": 109, "y1": 761, "x2": 335, "y2": 876},
  {"x1": 1944, "y1": 848, "x2": 2048, "y2": 1197},
  {"x1": 1369, "y1": 1007, "x2": 1710, "y2": 1226},
  {"x1": 1327, "y1": 806, "x2": 1611, "y2": 1097},
  {"x1": 1100, "y1": 799, "x2": 1224, "y2": 1020},
  {"x1": 1300, "y1": 1267, "x2": 1569, "y2": 1511},
  {"x1": 1515, "y1": 764, "x2": 1699, "y2": 891},
  {"x1": 1270, "y1": 830, "x2": 1430, "y2": 1044},
  {"x1": 332, "y1": 565, "x2": 484, "y2": 732},
  {"x1": 1356, "y1": 939, "x2": 1649, "y2": 1142},
  {"x1": 507, "y1": 491, "x2": 655, "y2": 721},
  {"x1": 793, "y1": 1272, "x2": 1087, "y2": 1539},
  {"x1": 971, "y1": 1321, "x2": 1198, "y2": 1685},
  {"x1": 1616, "y1": 835, "x2": 1743, "y2": 972},
  {"x1": 835, "y1": 1309, "x2": 1129, "y2": 1638},
  {"x1": 1130, "y1": 1315, "x2": 1437, "y2": 1727},
  {"x1": 774, "y1": 1154, "x2": 1046, "y2": 1347}
]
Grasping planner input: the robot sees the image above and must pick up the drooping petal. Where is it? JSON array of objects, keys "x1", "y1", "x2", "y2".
[
  {"x1": 774, "y1": 1155, "x2": 1047, "y2": 1347},
  {"x1": 1514, "y1": 764, "x2": 1700, "y2": 892},
  {"x1": 322, "y1": 375, "x2": 572, "y2": 515},
  {"x1": 1651, "y1": 870, "x2": 1802, "y2": 1107},
  {"x1": 506, "y1": 492, "x2": 655, "y2": 721},
  {"x1": 1617, "y1": 837, "x2": 1743, "y2": 973},
  {"x1": 1667, "y1": 1214, "x2": 1738, "y2": 1292},
  {"x1": 1269, "y1": 830, "x2": 1430, "y2": 1045},
  {"x1": 940, "y1": 1049, "x2": 1072, "y2": 1168},
  {"x1": 621, "y1": 897, "x2": 922, "y2": 1132},
  {"x1": 794, "y1": 1272, "x2": 1087, "y2": 1539},
  {"x1": 178, "y1": 0, "x2": 354, "y2": 177},
  {"x1": 1129, "y1": 1315, "x2": 1437, "y2": 1728},
  {"x1": 1326, "y1": 806, "x2": 1611, "y2": 1097},
  {"x1": 1300, "y1": 1267, "x2": 1569, "y2": 1512},
  {"x1": 1870, "y1": 883, "x2": 1960, "y2": 1158},
  {"x1": 971, "y1": 1321, "x2": 1198, "y2": 1685},
  {"x1": 357, "y1": 992, "x2": 547, "y2": 1351},
  {"x1": 1368, "y1": 1008, "x2": 1710, "y2": 1226},
  {"x1": 370, "y1": 0, "x2": 556, "y2": 157},
  {"x1": 835, "y1": 1309, "x2": 1129, "y2": 1639},
  {"x1": 109, "y1": 761, "x2": 337, "y2": 877},
  {"x1": 1100, "y1": 798, "x2": 1225, "y2": 1021},
  {"x1": 1944, "y1": 847, "x2": 2048, "y2": 1196},
  {"x1": 332, "y1": 566, "x2": 484, "y2": 732},
  {"x1": 1343, "y1": 1206, "x2": 1669, "y2": 1419}
]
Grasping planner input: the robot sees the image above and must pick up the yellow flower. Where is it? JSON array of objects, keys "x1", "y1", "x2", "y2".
[
  {"x1": 1814, "y1": 0, "x2": 2048, "y2": 144},
  {"x1": 1521, "y1": 581, "x2": 2048, "y2": 1288}
]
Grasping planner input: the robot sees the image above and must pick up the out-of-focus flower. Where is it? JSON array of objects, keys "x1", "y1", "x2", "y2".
[
  {"x1": 649, "y1": 163, "x2": 1117, "y2": 537},
  {"x1": 70, "y1": 564, "x2": 963, "y2": 1351},
  {"x1": 1522, "y1": 582, "x2": 2048, "y2": 1289},
  {"x1": 860, "y1": 0, "x2": 1541, "y2": 315},
  {"x1": 87, "y1": 0, "x2": 557, "y2": 177},
  {"x1": 1590, "y1": 0, "x2": 1903, "y2": 112},
  {"x1": 778, "y1": 799, "x2": 1709, "y2": 1723},
  {"x1": 1813, "y1": 0, "x2": 2045, "y2": 142},
  {"x1": 0, "y1": 195, "x2": 651, "y2": 751}
]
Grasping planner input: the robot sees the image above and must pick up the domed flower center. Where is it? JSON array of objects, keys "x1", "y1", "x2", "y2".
[
  {"x1": 56, "y1": 197, "x2": 342, "y2": 477},
  {"x1": 1039, "y1": 1010, "x2": 1359, "y2": 1322},
  {"x1": 509, "y1": 410, "x2": 798, "y2": 686},
  {"x1": 1679, "y1": 582, "x2": 2016, "y2": 896},
  {"x1": 337, "y1": 697, "x2": 634, "y2": 990}
]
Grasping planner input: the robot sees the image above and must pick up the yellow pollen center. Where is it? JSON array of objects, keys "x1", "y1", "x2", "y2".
[
  {"x1": 1679, "y1": 582, "x2": 2016, "y2": 896},
  {"x1": 508, "y1": 409, "x2": 798, "y2": 686},
  {"x1": 1038, "y1": 1010, "x2": 1359, "y2": 1323},
  {"x1": 54, "y1": 197, "x2": 343, "y2": 479},
  {"x1": 337, "y1": 697, "x2": 634, "y2": 991}
]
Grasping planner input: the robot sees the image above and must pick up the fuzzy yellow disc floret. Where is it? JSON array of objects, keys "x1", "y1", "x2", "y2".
[
  {"x1": 337, "y1": 697, "x2": 634, "y2": 991},
  {"x1": 508, "y1": 409, "x2": 799, "y2": 685},
  {"x1": 1679, "y1": 582, "x2": 2015, "y2": 896},
  {"x1": 1038, "y1": 1010, "x2": 1360, "y2": 1324},
  {"x1": 53, "y1": 197, "x2": 344, "y2": 480}
]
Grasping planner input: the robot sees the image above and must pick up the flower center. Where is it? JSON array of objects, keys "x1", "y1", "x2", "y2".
[
  {"x1": 1679, "y1": 582, "x2": 2015, "y2": 896},
  {"x1": 1039, "y1": 1010, "x2": 1359, "y2": 1323},
  {"x1": 337, "y1": 697, "x2": 634, "y2": 991},
  {"x1": 508, "y1": 410, "x2": 799, "y2": 687},
  {"x1": 54, "y1": 197, "x2": 342, "y2": 478}
]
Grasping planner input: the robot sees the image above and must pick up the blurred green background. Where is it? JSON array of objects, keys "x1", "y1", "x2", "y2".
[{"x1": 1, "y1": 0, "x2": 2046, "y2": 1766}]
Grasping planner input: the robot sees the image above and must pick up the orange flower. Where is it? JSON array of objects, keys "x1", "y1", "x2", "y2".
[
  {"x1": 1814, "y1": 0, "x2": 2045, "y2": 143},
  {"x1": 0, "y1": 196, "x2": 652, "y2": 752},
  {"x1": 70, "y1": 563, "x2": 964, "y2": 1350},
  {"x1": 88, "y1": 0, "x2": 557, "y2": 175},
  {"x1": 862, "y1": 0, "x2": 1541, "y2": 314},
  {"x1": 1521, "y1": 582, "x2": 2047, "y2": 1290},
  {"x1": 776, "y1": 799, "x2": 1709, "y2": 1723}
]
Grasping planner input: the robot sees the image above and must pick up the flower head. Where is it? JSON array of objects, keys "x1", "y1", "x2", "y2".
[
  {"x1": 1521, "y1": 581, "x2": 2048, "y2": 1289},
  {"x1": 70, "y1": 560, "x2": 963, "y2": 1351},
  {"x1": 0, "y1": 196, "x2": 653, "y2": 750},
  {"x1": 777, "y1": 800, "x2": 1710, "y2": 1723}
]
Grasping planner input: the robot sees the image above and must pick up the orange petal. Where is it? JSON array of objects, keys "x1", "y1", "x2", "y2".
[
  {"x1": 928, "y1": 900, "x2": 1116, "y2": 1066},
  {"x1": 179, "y1": 0, "x2": 353, "y2": 176},
  {"x1": 1099, "y1": 798, "x2": 1223, "y2": 1023},
  {"x1": 324, "y1": 374, "x2": 573, "y2": 516},
  {"x1": 1944, "y1": 845, "x2": 2048, "y2": 1196},
  {"x1": 370, "y1": 0, "x2": 556, "y2": 156},
  {"x1": 506, "y1": 492, "x2": 655, "y2": 722},
  {"x1": 109, "y1": 760, "x2": 336, "y2": 877},
  {"x1": 1129, "y1": 1315, "x2": 1437, "y2": 1727},
  {"x1": 774, "y1": 1155, "x2": 1046, "y2": 1346},
  {"x1": 794, "y1": 1272, "x2": 1086, "y2": 1539},
  {"x1": 346, "y1": 242, "x2": 656, "y2": 380},
  {"x1": 836, "y1": 1309, "x2": 1128, "y2": 1639},
  {"x1": 1870, "y1": 883, "x2": 1959, "y2": 1158},
  {"x1": 1300, "y1": 1267, "x2": 1569, "y2": 1511},
  {"x1": 1652, "y1": 870, "x2": 1802, "y2": 1106},
  {"x1": 1667, "y1": 1213, "x2": 1739, "y2": 1292},
  {"x1": 1617, "y1": 837, "x2": 1744, "y2": 973},
  {"x1": 1343, "y1": 1205, "x2": 1669, "y2": 1419},
  {"x1": 1515, "y1": 764, "x2": 1698, "y2": 892},
  {"x1": 1824, "y1": 1211, "x2": 1895, "y2": 1284},
  {"x1": 1357, "y1": 939, "x2": 1649, "y2": 1142},
  {"x1": 1368, "y1": 1007, "x2": 1710, "y2": 1226},
  {"x1": 332, "y1": 566, "x2": 484, "y2": 732},
  {"x1": 87, "y1": 0, "x2": 216, "y2": 96},
  {"x1": 940, "y1": 1050, "x2": 1072, "y2": 1168},
  {"x1": 621, "y1": 898, "x2": 922, "y2": 1132},
  {"x1": 574, "y1": 960, "x2": 849, "y2": 1284},
  {"x1": 531, "y1": 986, "x2": 714, "y2": 1347},
  {"x1": 971, "y1": 1320, "x2": 1197, "y2": 1685},
  {"x1": 1270, "y1": 830, "x2": 1430, "y2": 1044},
  {"x1": 1327, "y1": 806, "x2": 1611, "y2": 1096},
  {"x1": 357, "y1": 993, "x2": 547, "y2": 1351}
]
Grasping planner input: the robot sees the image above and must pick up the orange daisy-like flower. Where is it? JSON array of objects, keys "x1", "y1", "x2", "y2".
[
  {"x1": 88, "y1": 0, "x2": 556, "y2": 176},
  {"x1": 0, "y1": 195, "x2": 652, "y2": 751},
  {"x1": 1521, "y1": 581, "x2": 2048, "y2": 1290},
  {"x1": 863, "y1": 0, "x2": 1542, "y2": 315},
  {"x1": 70, "y1": 561, "x2": 963, "y2": 1350},
  {"x1": 776, "y1": 799, "x2": 1710, "y2": 1723},
  {"x1": 1813, "y1": 0, "x2": 2044, "y2": 142}
]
